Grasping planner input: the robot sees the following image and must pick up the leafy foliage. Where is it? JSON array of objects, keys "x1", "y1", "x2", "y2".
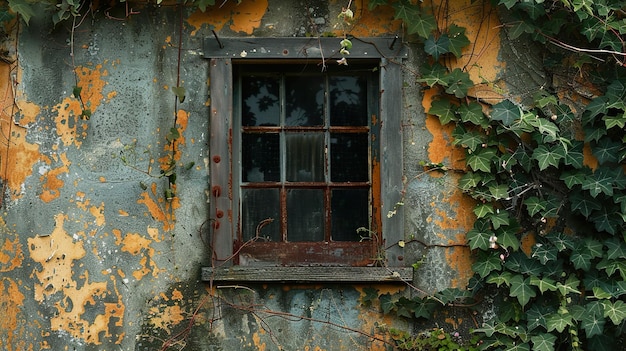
[{"x1": 364, "y1": 0, "x2": 626, "y2": 350}]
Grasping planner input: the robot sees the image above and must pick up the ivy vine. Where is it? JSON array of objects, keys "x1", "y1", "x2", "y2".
[{"x1": 362, "y1": 0, "x2": 626, "y2": 350}]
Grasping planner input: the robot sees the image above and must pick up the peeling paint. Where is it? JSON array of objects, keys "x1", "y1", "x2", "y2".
[{"x1": 186, "y1": 0, "x2": 268, "y2": 35}]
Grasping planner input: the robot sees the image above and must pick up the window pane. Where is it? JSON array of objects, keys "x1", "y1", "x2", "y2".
[
  {"x1": 242, "y1": 133, "x2": 280, "y2": 182},
  {"x1": 285, "y1": 76, "x2": 324, "y2": 126},
  {"x1": 330, "y1": 76, "x2": 368, "y2": 126},
  {"x1": 242, "y1": 188, "x2": 281, "y2": 242},
  {"x1": 330, "y1": 133, "x2": 368, "y2": 182},
  {"x1": 286, "y1": 132, "x2": 324, "y2": 182},
  {"x1": 287, "y1": 189, "x2": 324, "y2": 241},
  {"x1": 242, "y1": 76, "x2": 280, "y2": 126},
  {"x1": 331, "y1": 188, "x2": 369, "y2": 241}
]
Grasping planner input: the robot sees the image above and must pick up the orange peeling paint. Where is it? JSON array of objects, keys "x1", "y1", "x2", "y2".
[
  {"x1": 89, "y1": 203, "x2": 106, "y2": 226},
  {"x1": 0, "y1": 64, "x2": 41, "y2": 199},
  {"x1": 0, "y1": 277, "x2": 26, "y2": 351},
  {"x1": 27, "y1": 214, "x2": 125, "y2": 345},
  {"x1": 186, "y1": 0, "x2": 267, "y2": 35},
  {"x1": 520, "y1": 232, "x2": 536, "y2": 256},
  {"x1": 437, "y1": 0, "x2": 503, "y2": 86},
  {"x1": 0, "y1": 218, "x2": 24, "y2": 272},
  {"x1": 137, "y1": 182, "x2": 179, "y2": 232},
  {"x1": 39, "y1": 153, "x2": 71, "y2": 203},
  {"x1": 341, "y1": 1, "x2": 401, "y2": 37},
  {"x1": 120, "y1": 232, "x2": 161, "y2": 280},
  {"x1": 425, "y1": 114, "x2": 466, "y2": 170}
]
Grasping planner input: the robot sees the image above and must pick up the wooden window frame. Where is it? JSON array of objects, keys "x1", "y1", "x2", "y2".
[{"x1": 202, "y1": 37, "x2": 410, "y2": 282}]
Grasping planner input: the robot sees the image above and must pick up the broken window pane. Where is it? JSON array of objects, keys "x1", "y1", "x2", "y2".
[
  {"x1": 242, "y1": 188, "x2": 281, "y2": 242},
  {"x1": 242, "y1": 133, "x2": 280, "y2": 182},
  {"x1": 331, "y1": 188, "x2": 369, "y2": 241},
  {"x1": 287, "y1": 189, "x2": 324, "y2": 242}
]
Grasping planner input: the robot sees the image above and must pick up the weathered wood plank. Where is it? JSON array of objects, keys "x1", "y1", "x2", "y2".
[
  {"x1": 209, "y1": 58, "x2": 234, "y2": 265},
  {"x1": 202, "y1": 266, "x2": 413, "y2": 283},
  {"x1": 380, "y1": 59, "x2": 405, "y2": 267},
  {"x1": 204, "y1": 37, "x2": 407, "y2": 60}
]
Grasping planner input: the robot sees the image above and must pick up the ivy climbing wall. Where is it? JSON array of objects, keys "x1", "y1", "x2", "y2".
[{"x1": 0, "y1": 0, "x2": 524, "y2": 350}]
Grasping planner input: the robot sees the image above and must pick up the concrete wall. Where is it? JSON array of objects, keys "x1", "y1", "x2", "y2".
[{"x1": 0, "y1": 0, "x2": 510, "y2": 350}]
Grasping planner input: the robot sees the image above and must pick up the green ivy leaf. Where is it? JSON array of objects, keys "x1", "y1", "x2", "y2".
[
  {"x1": 474, "y1": 203, "x2": 494, "y2": 218},
  {"x1": 405, "y1": 12, "x2": 437, "y2": 39},
  {"x1": 563, "y1": 141, "x2": 584, "y2": 168},
  {"x1": 428, "y1": 99, "x2": 457, "y2": 124},
  {"x1": 488, "y1": 210, "x2": 510, "y2": 230},
  {"x1": 561, "y1": 171, "x2": 586, "y2": 189},
  {"x1": 531, "y1": 243, "x2": 558, "y2": 264},
  {"x1": 360, "y1": 287, "x2": 378, "y2": 307},
  {"x1": 8, "y1": 0, "x2": 35, "y2": 24},
  {"x1": 467, "y1": 147, "x2": 496, "y2": 172},
  {"x1": 491, "y1": 100, "x2": 522, "y2": 126},
  {"x1": 523, "y1": 196, "x2": 546, "y2": 217},
  {"x1": 496, "y1": 227, "x2": 519, "y2": 250},
  {"x1": 444, "y1": 68, "x2": 473, "y2": 98},
  {"x1": 581, "y1": 301, "x2": 605, "y2": 338},
  {"x1": 467, "y1": 219, "x2": 493, "y2": 250},
  {"x1": 532, "y1": 144, "x2": 566, "y2": 170},
  {"x1": 602, "y1": 300, "x2": 626, "y2": 325},
  {"x1": 582, "y1": 167, "x2": 615, "y2": 197},
  {"x1": 526, "y1": 305, "x2": 551, "y2": 331},
  {"x1": 591, "y1": 137, "x2": 621, "y2": 164},
  {"x1": 509, "y1": 275, "x2": 536, "y2": 307},
  {"x1": 458, "y1": 172, "x2": 482, "y2": 191},
  {"x1": 605, "y1": 237, "x2": 626, "y2": 260},
  {"x1": 487, "y1": 271, "x2": 514, "y2": 286},
  {"x1": 546, "y1": 311, "x2": 573, "y2": 333},
  {"x1": 556, "y1": 275, "x2": 581, "y2": 296},
  {"x1": 379, "y1": 292, "x2": 396, "y2": 314},
  {"x1": 508, "y1": 20, "x2": 536, "y2": 40},
  {"x1": 458, "y1": 101, "x2": 487, "y2": 127},
  {"x1": 518, "y1": 1, "x2": 546, "y2": 19},
  {"x1": 447, "y1": 24, "x2": 470, "y2": 58},
  {"x1": 424, "y1": 34, "x2": 450, "y2": 60},
  {"x1": 472, "y1": 252, "x2": 502, "y2": 278},
  {"x1": 590, "y1": 206, "x2": 621, "y2": 234},
  {"x1": 582, "y1": 96, "x2": 609, "y2": 126},
  {"x1": 597, "y1": 258, "x2": 626, "y2": 280},
  {"x1": 530, "y1": 333, "x2": 557, "y2": 351},
  {"x1": 584, "y1": 125, "x2": 608, "y2": 143},
  {"x1": 529, "y1": 276, "x2": 558, "y2": 294},
  {"x1": 417, "y1": 63, "x2": 448, "y2": 87},
  {"x1": 453, "y1": 129, "x2": 484, "y2": 151}
]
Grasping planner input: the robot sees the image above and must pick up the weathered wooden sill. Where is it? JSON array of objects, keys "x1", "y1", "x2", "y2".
[{"x1": 201, "y1": 266, "x2": 413, "y2": 283}]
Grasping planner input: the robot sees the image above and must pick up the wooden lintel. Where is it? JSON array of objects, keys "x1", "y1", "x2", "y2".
[
  {"x1": 201, "y1": 266, "x2": 413, "y2": 283},
  {"x1": 203, "y1": 37, "x2": 408, "y2": 60}
]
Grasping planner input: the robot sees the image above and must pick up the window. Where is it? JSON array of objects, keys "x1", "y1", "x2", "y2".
[
  {"x1": 203, "y1": 38, "x2": 411, "y2": 282},
  {"x1": 233, "y1": 63, "x2": 379, "y2": 266}
]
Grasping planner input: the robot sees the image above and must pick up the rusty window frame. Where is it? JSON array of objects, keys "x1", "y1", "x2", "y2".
[
  {"x1": 232, "y1": 63, "x2": 379, "y2": 267},
  {"x1": 202, "y1": 38, "x2": 410, "y2": 282}
]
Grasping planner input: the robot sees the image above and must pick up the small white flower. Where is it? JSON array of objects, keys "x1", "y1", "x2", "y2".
[{"x1": 240, "y1": 50, "x2": 248, "y2": 58}]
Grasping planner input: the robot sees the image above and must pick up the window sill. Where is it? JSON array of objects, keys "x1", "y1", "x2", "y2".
[{"x1": 201, "y1": 266, "x2": 413, "y2": 283}]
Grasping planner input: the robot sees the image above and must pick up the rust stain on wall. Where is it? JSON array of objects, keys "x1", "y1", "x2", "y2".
[{"x1": 186, "y1": 0, "x2": 268, "y2": 35}]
